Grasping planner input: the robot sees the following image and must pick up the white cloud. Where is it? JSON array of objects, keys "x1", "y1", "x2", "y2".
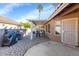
[
  {"x1": 0, "y1": 3, "x2": 24, "y2": 15},
  {"x1": 42, "y1": 5, "x2": 55, "y2": 19},
  {"x1": 17, "y1": 9, "x2": 39, "y2": 22},
  {"x1": 17, "y1": 4, "x2": 55, "y2": 22},
  {"x1": 22, "y1": 9, "x2": 38, "y2": 19}
]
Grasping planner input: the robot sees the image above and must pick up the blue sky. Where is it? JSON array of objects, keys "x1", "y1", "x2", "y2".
[{"x1": 0, "y1": 3, "x2": 59, "y2": 22}]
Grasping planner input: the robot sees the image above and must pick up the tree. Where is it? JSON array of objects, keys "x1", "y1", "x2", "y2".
[
  {"x1": 52, "y1": 3, "x2": 59, "y2": 8},
  {"x1": 37, "y1": 4, "x2": 43, "y2": 20},
  {"x1": 20, "y1": 21, "x2": 31, "y2": 29}
]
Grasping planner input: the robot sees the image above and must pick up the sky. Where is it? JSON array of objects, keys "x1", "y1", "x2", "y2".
[{"x1": 0, "y1": 3, "x2": 59, "y2": 22}]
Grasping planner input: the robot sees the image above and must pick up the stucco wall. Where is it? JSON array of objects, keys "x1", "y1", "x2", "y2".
[
  {"x1": 61, "y1": 11, "x2": 79, "y2": 46},
  {"x1": 45, "y1": 20, "x2": 61, "y2": 42},
  {"x1": 44, "y1": 11, "x2": 79, "y2": 44}
]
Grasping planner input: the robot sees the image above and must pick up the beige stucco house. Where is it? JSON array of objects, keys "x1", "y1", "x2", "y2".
[
  {"x1": 0, "y1": 16, "x2": 20, "y2": 29},
  {"x1": 43, "y1": 3, "x2": 79, "y2": 47}
]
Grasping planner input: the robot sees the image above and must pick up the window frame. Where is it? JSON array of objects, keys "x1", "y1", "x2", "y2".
[
  {"x1": 48, "y1": 24, "x2": 50, "y2": 33},
  {"x1": 54, "y1": 20, "x2": 61, "y2": 36}
]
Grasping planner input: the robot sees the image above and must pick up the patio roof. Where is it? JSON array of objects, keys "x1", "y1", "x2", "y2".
[
  {"x1": 0, "y1": 16, "x2": 20, "y2": 25},
  {"x1": 27, "y1": 19, "x2": 47, "y2": 25}
]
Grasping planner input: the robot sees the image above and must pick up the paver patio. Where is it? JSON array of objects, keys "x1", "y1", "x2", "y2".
[
  {"x1": 25, "y1": 40, "x2": 79, "y2": 56},
  {"x1": 0, "y1": 36, "x2": 49, "y2": 56},
  {"x1": 0, "y1": 34, "x2": 79, "y2": 56}
]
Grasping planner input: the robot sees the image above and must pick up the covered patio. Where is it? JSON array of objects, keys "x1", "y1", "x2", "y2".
[{"x1": 0, "y1": 3, "x2": 79, "y2": 56}]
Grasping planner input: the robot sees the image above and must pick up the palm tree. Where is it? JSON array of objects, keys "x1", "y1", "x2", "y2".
[
  {"x1": 52, "y1": 3, "x2": 60, "y2": 9},
  {"x1": 37, "y1": 4, "x2": 43, "y2": 20}
]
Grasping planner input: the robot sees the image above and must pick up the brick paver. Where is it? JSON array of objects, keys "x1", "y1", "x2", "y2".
[{"x1": 0, "y1": 36, "x2": 49, "y2": 56}]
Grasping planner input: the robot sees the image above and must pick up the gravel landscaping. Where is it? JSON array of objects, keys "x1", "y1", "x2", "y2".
[{"x1": 0, "y1": 36, "x2": 49, "y2": 56}]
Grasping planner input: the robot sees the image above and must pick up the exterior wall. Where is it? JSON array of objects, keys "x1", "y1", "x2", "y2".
[
  {"x1": 62, "y1": 11, "x2": 79, "y2": 46},
  {"x1": 78, "y1": 17, "x2": 79, "y2": 46},
  {"x1": 0, "y1": 22, "x2": 19, "y2": 29},
  {"x1": 45, "y1": 20, "x2": 61, "y2": 42},
  {"x1": 0, "y1": 23, "x2": 4, "y2": 29},
  {"x1": 44, "y1": 10, "x2": 79, "y2": 45},
  {"x1": 4, "y1": 24, "x2": 18, "y2": 29}
]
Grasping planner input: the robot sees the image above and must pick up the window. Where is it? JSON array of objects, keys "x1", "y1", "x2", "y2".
[
  {"x1": 46, "y1": 25, "x2": 47, "y2": 32},
  {"x1": 48, "y1": 24, "x2": 50, "y2": 33},
  {"x1": 55, "y1": 21, "x2": 61, "y2": 35}
]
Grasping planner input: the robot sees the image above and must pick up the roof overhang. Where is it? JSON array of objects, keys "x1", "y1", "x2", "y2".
[
  {"x1": 44, "y1": 3, "x2": 70, "y2": 25},
  {"x1": 44, "y1": 3, "x2": 79, "y2": 25},
  {"x1": 48, "y1": 3, "x2": 70, "y2": 21},
  {"x1": 0, "y1": 16, "x2": 19, "y2": 25}
]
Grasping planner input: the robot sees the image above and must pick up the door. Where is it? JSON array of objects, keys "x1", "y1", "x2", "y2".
[{"x1": 61, "y1": 18, "x2": 78, "y2": 46}]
